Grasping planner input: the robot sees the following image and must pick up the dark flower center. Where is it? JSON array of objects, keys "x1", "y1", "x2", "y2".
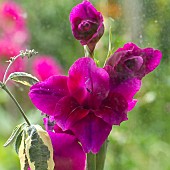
[
  {"x1": 78, "y1": 20, "x2": 92, "y2": 32},
  {"x1": 124, "y1": 56, "x2": 143, "y2": 72},
  {"x1": 78, "y1": 20, "x2": 98, "y2": 34}
]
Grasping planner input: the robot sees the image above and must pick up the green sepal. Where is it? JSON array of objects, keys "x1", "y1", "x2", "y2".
[
  {"x1": 3, "y1": 122, "x2": 26, "y2": 147},
  {"x1": 8, "y1": 72, "x2": 39, "y2": 86},
  {"x1": 25, "y1": 125, "x2": 54, "y2": 170}
]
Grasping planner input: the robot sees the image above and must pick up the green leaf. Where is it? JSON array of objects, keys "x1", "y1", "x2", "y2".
[
  {"x1": 3, "y1": 123, "x2": 26, "y2": 147},
  {"x1": 25, "y1": 125, "x2": 54, "y2": 170},
  {"x1": 15, "y1": 130, "x2": 24, "y2": 154},
  {"x1": 8, "y1": 72, "x2": 39, "y2": 87},
  {"x1": 18, "y1": 131, "x2": 29, "y2": 170}
]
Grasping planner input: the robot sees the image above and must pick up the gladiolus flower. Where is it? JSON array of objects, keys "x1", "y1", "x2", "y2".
[
  {"x1": 104, "y1": 42, "x2": 162, "y2": 85},
  {"x1": 70, "y1": 0, "x2": 104, "y2": 52},
  {"x1": 48, "y1": 131, "x2": 86, "y2": 170},
  {"x1": 29, "y1": 57, "x2": 137, "y2": 153}
]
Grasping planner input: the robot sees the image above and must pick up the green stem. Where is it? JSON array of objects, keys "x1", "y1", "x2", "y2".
[
  {"x1": 87, "y1": 152, "x2": 96, "y2": 170},
  {"x1": 3, "y1": 55, "x2": 21, "y2": 84},
  {"x1": 84, "y1": 45, "x2": 94, "y2": 59},
  {"x1": 104, "y1": 26, "x2": 112, "y2": 66},
  {"x1": 96, "y1": 140, "x2": 108, "y2": 170},
  {"x1": 1, "y1": 84, "x2": 31, "y2": 126}
]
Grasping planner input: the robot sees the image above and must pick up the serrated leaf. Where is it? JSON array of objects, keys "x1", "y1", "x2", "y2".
[
  {"x1": 25, "y1": 125, "x2": 54, "y2": 170},
  {"x1": 15, "y1": 130, "x2": 24, "y2": 154},
  {"x1": 3, "y1": 122, "x2": 26, "y2": 147},
  {"x1": 18, "y1": 131, "x2": 29, "y2": 170},
  {"x1": 8, "y1": 72, "x2": 39, "y2": 87}
]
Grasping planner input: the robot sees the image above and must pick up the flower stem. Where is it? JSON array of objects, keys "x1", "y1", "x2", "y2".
[
  {"x1": 104, "y1": 26, "x2": 112, "y2": 66},
  {"x1": 2, "y1": 49, "x2": 38, "y2": 84},
  {"x1": 87, "y1": 152, "x2": 96, "y2": 170},
  {"x1": 1, "y1": 84, "x2": 31, "y2": 126},
  {"x1": 84, "y1": 45, "x2": 94, "y2": 59},
  {"x1": 3, "y1": 55, "x2": 20, "y2": 84},
  {"x1": 96, "y1": 140, "x2": 108, "y2": 170}
]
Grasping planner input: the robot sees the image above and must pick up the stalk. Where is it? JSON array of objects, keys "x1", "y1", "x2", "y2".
[
  {"x1": 96, "y1": 140, "x2": 108, "y2": 170},
  {"x1": 3, "y1": 55, "x2": 20, "y2": 84},
  {"x1": 84, "y1": 45, "x2": 94, "y2": 59},
  {"x1": 1, "y1": 84, "x2": 31, "y2": 126},
  {"x1": 87, "y1": 152, "x2": 96, "y2": 170}
]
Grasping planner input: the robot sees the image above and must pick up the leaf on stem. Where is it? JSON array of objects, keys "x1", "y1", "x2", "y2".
[
  {"x1": 25, "y1": 125, "x2": 54, "y2": 170},
  {"x1": 3, "y1": 122, "x2": 26, "y2": 147},
  {"x1": 8, "y1": 72, "x2": 39, "y2": 86},
  {"x1": 19, "y1": 131, "x2": 29, "y2": 170},
  {"x1": 15, "y1": 130, "x2": 24, "y2": 154}
]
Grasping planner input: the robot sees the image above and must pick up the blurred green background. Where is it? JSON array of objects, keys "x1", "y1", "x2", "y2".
[{"x1": 0, "y1": 0, "x2": 170, "y2": 169}]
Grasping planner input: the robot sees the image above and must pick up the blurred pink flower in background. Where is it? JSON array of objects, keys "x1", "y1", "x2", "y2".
[
  {"x1": 0, "y1": 39, "x2": 26, "y2": 81},
  {"x1": 0, "y1": 1, "x2": 29, "y2": 81},
  {"x1": 32, "y1": 55, "x2": 63, "y2": 81},
  {"x1": 0, "y1": 1, "x2": 29, "y2": 46}
]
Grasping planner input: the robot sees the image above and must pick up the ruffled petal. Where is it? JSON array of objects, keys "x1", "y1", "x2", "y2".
[
  {"x1": 68, "y1": 57, "x2": 109, "y2": 109},
  {"x1": 115, "y1": 42, "x2": 141, "y2": 55},
  {"x1": 48, "y1": 131, "x2": 86, "y2": 170},
  {"x1": 128, "y1": 99, "x2": 138, "y2": 111},
  {"x1": 142, "y1": 48, "x2": 162, "y2": 76},
  {"x1": 95, "y1": 92, "x2": 128, "y2": 125},
  {"x1": 112, "y1": 78, "x2": 141, "y2": 101},
  {"x1": 71, "y1": 113, "x2": 112, "y2": 154},
  {"x1": 70, "y1": 1, "x2": 102, "y2": 25},
  {"x1": 54, "y1": 96, "x2": 89, "y2": 131},
  {"x1": 29, "y1": 76, "x2": 69, "y2": 115},
  {"x1": 114, "y1": 42, "x2": 162, "y2": 79}
]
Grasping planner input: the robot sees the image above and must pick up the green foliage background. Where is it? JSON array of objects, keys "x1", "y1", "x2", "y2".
[{"x1": 0, "y1": 0, "x2": 170, "y2": 169}]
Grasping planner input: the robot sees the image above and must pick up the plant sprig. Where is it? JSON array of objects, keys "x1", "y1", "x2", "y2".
[
  {"x1": 0, "y1": 49, "x2": 38, "y2": 126},
  {"x1": 3, "y1": 49, "x2": 38, "y2": 85}
]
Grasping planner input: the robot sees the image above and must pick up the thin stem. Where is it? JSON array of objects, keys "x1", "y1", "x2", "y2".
[
  {"x1": 3, "y1": 54, "x2": 21, "y2": 84},
  {"x1": 104, "y1": 26, "x2": 112, "y2": 66},
  {"x1": 84, "y1": 45, "x2": 94, "y2": 59},
  {"x1": 87, "y1": 152, "x2": 96, "y2": 170},
  {"x1": 96, "y1": 140, "x2": 108, "y2": 170},
  {"x1": 2, "y1": 84, "x2": 31, "y2": 126}
]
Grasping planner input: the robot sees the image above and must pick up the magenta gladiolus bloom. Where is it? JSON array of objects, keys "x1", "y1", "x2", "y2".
[
  {"x1": 43, "y1": 117, "x2": 86, "y2": 170},
  {"x1": 70, "y1": 0, "x2": 104, "y2": 52},
  {"x1": 32, "y1": 56, "x2": 63, "y2": 81},
  {"x1": 29, "y1": 57, "x2": 139, "y2": 153},
  {"x1": 104, "y1": 42, "x2": 162, "y2": 85},
  {"x1": 48, "y1": 132, "x2": 86, "y2": 170}
]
